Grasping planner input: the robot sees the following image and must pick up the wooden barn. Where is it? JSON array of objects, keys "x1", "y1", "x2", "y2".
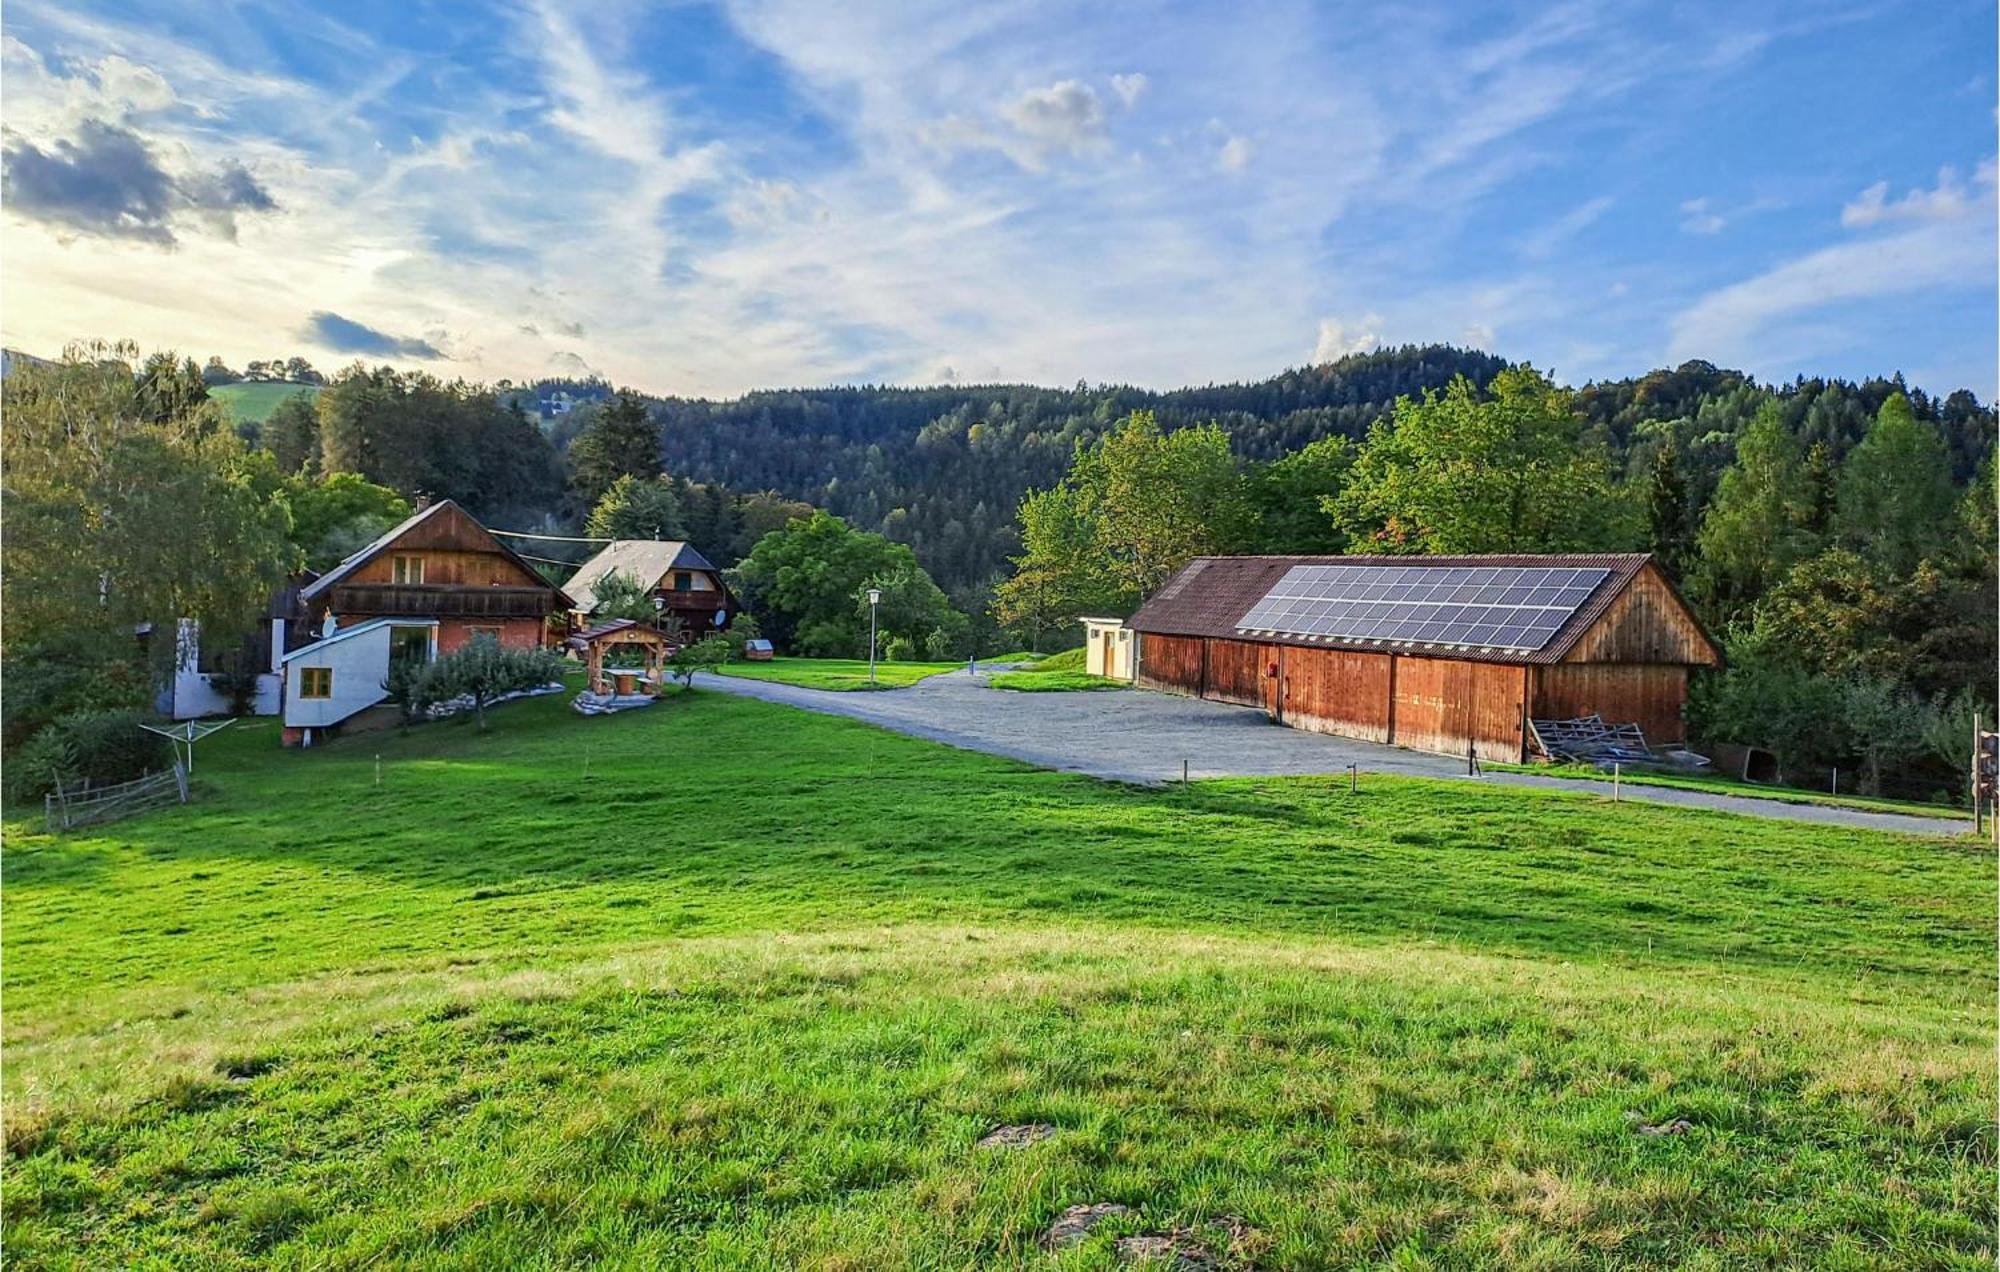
[{"x1": 1127, "y1": 554, "x2": 1721, "y2": 763}]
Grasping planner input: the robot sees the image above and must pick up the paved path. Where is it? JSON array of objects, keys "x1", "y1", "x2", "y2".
[{"x1": 706, "y1": 666, "x2": 1972, "y2": 838}]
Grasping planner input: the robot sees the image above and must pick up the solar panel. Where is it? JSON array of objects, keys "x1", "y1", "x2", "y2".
[{"x1": 1234, "y1": 564, "x2": 1611, "y2": 653}]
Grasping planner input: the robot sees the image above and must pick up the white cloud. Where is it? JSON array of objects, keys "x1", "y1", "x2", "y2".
[
  {"x1": 1312, "y1": 315, "x2": 1383, "y2": 363},
  {"x1": 1217, "y1": 135, "x2": 1252, "y2": 173},
  {"x1": 1110, "y1": 72, "x2": 1147, "y2": 108},
  {"x1": 1679, "y1": 197, "x2": 1725, "y2": 234},
  {"x1": 1517, "y1": 194, "x2": 1613, "y2": 258},
  {"x1": 998, "y1": 78, "x2": 1108, "y2": 157},
  {"x1": 1842, "y1": 160, "x2": 1995, "y2": 228},
  {"x1": 1669, "y1": 209, "x2": 1996, "y2": 369}
]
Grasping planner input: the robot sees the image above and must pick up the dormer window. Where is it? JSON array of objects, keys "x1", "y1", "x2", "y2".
[{"x1": 392, "y1": 555, "x2": 425, "y2": 585}]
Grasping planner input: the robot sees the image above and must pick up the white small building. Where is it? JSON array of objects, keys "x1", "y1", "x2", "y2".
[
  {"x1": 279, "y1": 617, "x2": 438, "y2": 745},
  {"x1": 1080, "y1": 617, "x2": 1135, "y2": 681}
]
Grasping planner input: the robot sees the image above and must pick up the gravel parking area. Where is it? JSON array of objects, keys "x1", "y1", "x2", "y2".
[{"x1": 702, "y1": 664, "x2": 1971, "y2": 837}]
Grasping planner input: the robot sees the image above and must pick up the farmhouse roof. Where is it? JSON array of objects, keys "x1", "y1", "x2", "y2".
[
  {"x1": 300, "y1": 500, "x2": 569, "y2": 607},
  {"x1": 563, "y1": 540, "x2": 718, "y2": 612},
  {"x1": 1127, "y1": 553, "x2": 1714, "y2": 667}
]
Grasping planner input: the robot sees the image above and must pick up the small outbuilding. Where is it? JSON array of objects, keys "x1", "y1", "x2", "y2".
[
  {"x1": 1080, "y1": 617, "x2": 1135, "y2": 681},
  {"x1": 1127, "y1": 553, "x2": 1721, "y2": 763}
]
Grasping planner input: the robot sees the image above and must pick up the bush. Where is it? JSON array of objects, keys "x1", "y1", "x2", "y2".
[
  {"x1": 667, "y1": 635, "x2": 731, "y2": 689},
  {"x1": 2, "y1": 646, "x2": 156, "y2": 753},
  {"x1": 6, "y1": 708, "x2": 172, "y2": 802},
  {"x1": 410, "y1": 638, "x2": 567, "y2": 730},
  {"x1": 883, "y1": 635, "x2": 917, "y2": 662},
  {"x1": 723, "y1": 613, "x2": 763, "y2": 660}
]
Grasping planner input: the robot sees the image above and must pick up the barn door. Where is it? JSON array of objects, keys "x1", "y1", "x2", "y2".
[{"x1": 1265, "y1": 649, "x2": 1284, "y2": 723}]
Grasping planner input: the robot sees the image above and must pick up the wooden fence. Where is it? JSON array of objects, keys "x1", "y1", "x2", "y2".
[{"x1": 44, "y1": 763, "x2": 188, "y2": 832}]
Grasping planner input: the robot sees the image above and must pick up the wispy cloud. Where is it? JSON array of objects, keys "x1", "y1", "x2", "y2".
[
  {"x1": 0, "y1": 0, "x2": 1990, "y2": 399},
  {"x1": 1669, "y1": 160, "x2": 1997, "y2": 372}
]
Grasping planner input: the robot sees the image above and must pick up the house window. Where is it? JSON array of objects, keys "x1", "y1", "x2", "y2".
[
  {"x1": 468, "y1": 625, "x2": 502, "y2": 645},
  {"x1": 672, "y1": 571, "x2": 693, "y2": 592},
  {"x1": 392, "y1": 555, "x2": 425, "y2": 585},
  {"x1": 300, "y1": 667, "x2": 333, "y2": 698}
]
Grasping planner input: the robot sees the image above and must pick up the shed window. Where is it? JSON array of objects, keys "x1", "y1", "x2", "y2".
[
  {"x1": 392, "y1": 555, "x2": 425, "y2": 585},
  {"x1": 672, "y1": 571, "x2": 693, "y2": 592},
  {"x1": 300, "y1": 667, "x2": 333, "y2": 698}
]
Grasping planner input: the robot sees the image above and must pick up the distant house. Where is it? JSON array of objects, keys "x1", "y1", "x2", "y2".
[
  {"x1": 279, "y1": 500, "x2": 571, "y2": 745},
  {"x1": 563, "y1": 540, "x2": 737, "y2": 637}
]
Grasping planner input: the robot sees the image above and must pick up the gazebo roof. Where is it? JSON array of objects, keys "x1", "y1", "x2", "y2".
[{"x1": 569, "y1": 617, "x2": 673, "y2": 647}]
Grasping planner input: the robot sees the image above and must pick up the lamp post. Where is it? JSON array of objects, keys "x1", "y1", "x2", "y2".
[{"x1": 867, "y1": 587, "x2": 883, "y2": 687}]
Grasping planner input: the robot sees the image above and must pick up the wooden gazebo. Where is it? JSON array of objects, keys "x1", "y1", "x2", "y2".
[{"x1": 569, "y1": 619, "x2": 673, "y2": 696}]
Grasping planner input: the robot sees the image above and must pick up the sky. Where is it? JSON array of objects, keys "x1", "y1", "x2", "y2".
[{"x1": 1, "y1": 0, "x2": 1994, "y2": 400}]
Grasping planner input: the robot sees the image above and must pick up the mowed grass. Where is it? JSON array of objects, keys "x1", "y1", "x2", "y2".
[
  {"x1": 716, "y1": 656, "x2": 970, "y2": 690},
  {"x1": 3, "y1": 690, "x2": 1993, "y2": 1268},
  {"x1": 1494, "y1": 761, "x2": 1974, "y2": 820},
  {"x1": 990, "y1": 647, "x2": 1124, "y2": 693}
]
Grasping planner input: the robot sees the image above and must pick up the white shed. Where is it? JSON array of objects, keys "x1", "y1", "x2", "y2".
[
  {"x1": 279, "y1": 617, "x2": 438, "y2": 745},
  {"x1": 1080, "y1": 617, "x2": 1135, "y2": 681}
]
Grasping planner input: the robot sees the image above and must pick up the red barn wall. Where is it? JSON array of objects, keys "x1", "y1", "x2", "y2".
[
  {"x1": 1532, "y1": 664, "x2": 1689, "y2": 744},
  {"x1": 1136, "y1": 634, "x2": 1203, "y2": 694},
  {"x1": 1280, "y1": 647, "x2": 1392, "y2": 743},
  {"x1": 1204, "y1": 639, "x2": 1267, "y2": 708}
]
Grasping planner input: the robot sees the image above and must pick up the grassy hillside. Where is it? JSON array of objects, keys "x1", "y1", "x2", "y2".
[
  {"x1": 4, "y1": 690, "x2": 1991, "y2": 1267},
  {"x1": 209, "y1": 381, "x2": 319, "y2": 425}
]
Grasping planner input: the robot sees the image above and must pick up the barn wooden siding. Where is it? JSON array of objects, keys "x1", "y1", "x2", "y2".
[
  {"x1": 1136, "y1": 634, "x2": 1203, "y2": 694},
  {"x1": 1135, "y1": 637, "x2": 1532, "y2": 763},
  {"x1": 1531, "y1": 664, "x2": 1689, "y2": 745}
]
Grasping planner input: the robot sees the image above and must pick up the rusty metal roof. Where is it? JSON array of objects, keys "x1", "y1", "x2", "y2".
[{"x1": 1127, "y1": 553, "x2": 1685, "y2": 666}]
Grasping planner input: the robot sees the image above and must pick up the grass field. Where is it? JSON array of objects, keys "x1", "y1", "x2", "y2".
[
  {"x1": 4, "y1": 688, "x2": 1992, "y2": 1267},
  {"x1": 208, "y1": 382, "x2": 320, "y2": 425},
  {"x1": 716, "y1": 656, "x2": 969, "y2": 690},
  {"x1": 1493, "y1": 761, "x2": 1974, "y2": 820},
  {"x1": 989, "y1": 646, "x2": 1122, "y2": 693}
]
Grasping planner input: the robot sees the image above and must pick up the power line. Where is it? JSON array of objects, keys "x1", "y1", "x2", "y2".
[
  {"x1": 488, "y1": 528, "x2": 612, "y2": 544},
  {"x1": 516, "y1": 551, "x2": 585, "y2": 568}
]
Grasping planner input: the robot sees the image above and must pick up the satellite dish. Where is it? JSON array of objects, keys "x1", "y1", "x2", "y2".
[{"x1": 714, "y1": 608, "x2": 727, "y2": 626}]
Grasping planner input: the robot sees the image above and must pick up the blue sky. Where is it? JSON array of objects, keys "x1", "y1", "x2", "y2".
[{"x1": 2, "y1": 0, "x2": 1993, "y2": 398}]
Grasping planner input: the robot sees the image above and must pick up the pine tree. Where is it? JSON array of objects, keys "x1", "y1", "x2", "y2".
[
  {"x1": 1833, "y1": 393, "x2": 1957, "y2": 575},
  {"x1": 567, "y1": 390, "x2": 660, "y2": 507}
]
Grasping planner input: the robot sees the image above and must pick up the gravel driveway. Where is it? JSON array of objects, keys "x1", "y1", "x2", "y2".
[{"x1": 705, "y1": 665, "x2": 1972, "y2": 838}]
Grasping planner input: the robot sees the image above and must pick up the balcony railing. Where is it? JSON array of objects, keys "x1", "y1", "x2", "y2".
[{"x1": 330, "y1": 584, "x2": 558, "y2": 619}]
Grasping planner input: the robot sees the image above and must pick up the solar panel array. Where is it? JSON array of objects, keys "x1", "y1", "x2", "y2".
[{"x1": 1234, "y1": 563, "x2": 1611, "y2": 653}]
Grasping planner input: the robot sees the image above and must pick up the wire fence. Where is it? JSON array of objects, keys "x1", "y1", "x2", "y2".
[{"x1": 44, "y1": 763, "x2": 189, "y2": 833}]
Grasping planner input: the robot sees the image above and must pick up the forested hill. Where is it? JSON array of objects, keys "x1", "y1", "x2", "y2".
[
  {"x1": 638, "y1": 346, "x2": 1509, "y2": 595},
  {"x1": 618, "y1": 346, "x2": 1990, "y2": 598}
]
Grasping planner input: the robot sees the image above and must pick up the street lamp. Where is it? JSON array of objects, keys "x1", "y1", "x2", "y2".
[{"x1": 866, "y1": 587, "x2": 883, "y2": 687}]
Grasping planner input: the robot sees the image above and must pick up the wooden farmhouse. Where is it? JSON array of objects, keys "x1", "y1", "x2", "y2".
[
  {"x1": 278, "y1": 500, "x2": 570, "y2": 745},
  {"x1": 298, "y1": 500, "x2": 570, "y2": 655},
  {"x1": 1127, "y1": 553, "x2": 1721, "y2": 764},
  {"x1": 563, "y1": 540, "x2": 738, "y2": 637}
]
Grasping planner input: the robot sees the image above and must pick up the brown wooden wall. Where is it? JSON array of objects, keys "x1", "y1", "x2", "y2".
[
  {"x1": 1137, "y1": 633, "x2": 1203, "y2": 694},
  {"x1": 1280, "y1": 647, "x2": 1392, "y2": 743},
  {"x1": 348, "y1": 549, "x2": 541, "y2": 589},
  {"x1": 1532, "y1": 664, "x2": 1689, "y2": 744},
  {"x1": 1565, "y1": 564, "x2": 1720, "y2": 666},
  {"x1": 1205, "y1": 639, "x2": 1267, "y2": 708}
]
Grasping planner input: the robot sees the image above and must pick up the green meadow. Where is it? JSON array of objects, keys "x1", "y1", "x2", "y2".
[{"x1": 4, "y1": 687, "x2": 1991, "y2": 1268}]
